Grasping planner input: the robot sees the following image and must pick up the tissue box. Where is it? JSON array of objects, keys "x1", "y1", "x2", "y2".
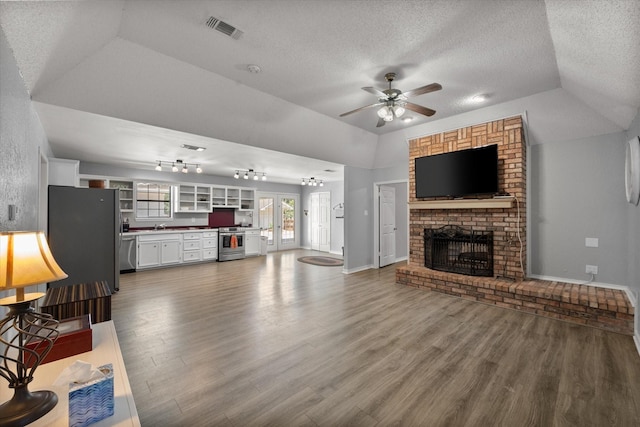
[{"x1": 68, "y1": 363, "x2": 114, "y2": 427}]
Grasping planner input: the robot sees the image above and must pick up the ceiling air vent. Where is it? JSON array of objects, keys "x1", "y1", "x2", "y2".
[{"x1": 205, "y1": 16, "x2": 243, "y2": 40}]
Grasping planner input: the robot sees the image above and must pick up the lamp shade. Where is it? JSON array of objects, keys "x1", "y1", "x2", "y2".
[{"x1": 0, "y1": 231, "x2": 67, "y2": 292}]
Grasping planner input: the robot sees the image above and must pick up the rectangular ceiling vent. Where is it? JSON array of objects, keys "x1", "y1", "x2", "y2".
[{"x1": 205, "y1": 16, "x2": 243, "y2": 40}]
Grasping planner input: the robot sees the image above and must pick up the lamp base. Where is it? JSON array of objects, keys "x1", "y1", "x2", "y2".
[{"x1": 0, "y1": 385, "x2": 58, "y2": 427}]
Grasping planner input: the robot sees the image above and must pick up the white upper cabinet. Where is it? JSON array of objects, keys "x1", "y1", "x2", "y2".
[{"x1": 175, "y1": 185, "x2": 212, "y2": 213}]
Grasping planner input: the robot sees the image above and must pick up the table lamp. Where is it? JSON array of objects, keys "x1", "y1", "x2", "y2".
[{"x1": 0, "y1": 231, "x2": 68, "y2": 426}]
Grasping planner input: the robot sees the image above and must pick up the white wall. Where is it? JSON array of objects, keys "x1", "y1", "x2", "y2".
[
  {"x1": 529, "y1": 132, "x2": 628, "y2": 284},
  {"x1": 626, "y1": 110, "x2": 640, "y2": 336},
  {"x1": 344, "y1": 166, "x2": 374, "y2": 271},
  {"x1": 0, "y1": 28, "x2": 54, "y2": 308}
]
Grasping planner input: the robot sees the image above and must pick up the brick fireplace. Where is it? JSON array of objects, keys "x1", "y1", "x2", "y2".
[{"x1": 396, "y1": 116, "x2": 634, "y2": 335}]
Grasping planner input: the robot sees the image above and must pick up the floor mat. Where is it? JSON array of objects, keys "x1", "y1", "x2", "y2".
[{"x1": 297, "y1": 256, "x2": 344, "y2": 267}]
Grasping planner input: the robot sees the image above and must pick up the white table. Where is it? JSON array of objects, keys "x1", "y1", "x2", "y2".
[{"x1": 0, "y1": 321, "x2": 140, "y2": 426}]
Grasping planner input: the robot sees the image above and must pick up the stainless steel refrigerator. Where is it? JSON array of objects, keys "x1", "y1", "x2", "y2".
[{"x1": 48, "y1": 185, "x2": 120, "y2": 293}]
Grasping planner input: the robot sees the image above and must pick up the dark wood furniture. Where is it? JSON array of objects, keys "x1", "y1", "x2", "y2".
[{"x1": 41, "y1": 281, "x2": 112, "y2": 323}]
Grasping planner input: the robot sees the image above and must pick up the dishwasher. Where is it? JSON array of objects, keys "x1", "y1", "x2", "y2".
[{"x1": 120, "y1": 234, "x2": 137, "y2": 273}]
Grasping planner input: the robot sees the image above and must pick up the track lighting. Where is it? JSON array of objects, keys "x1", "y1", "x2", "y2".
[
  {"x1": 234, "y1": 168, "x2": 267, "y2": 181},
  {"x1": 155, "y1": 160, "x2": 203, "y2": 174},
  {"x1": 301, "y1": 177, "x2": 323, "y2": 187}
]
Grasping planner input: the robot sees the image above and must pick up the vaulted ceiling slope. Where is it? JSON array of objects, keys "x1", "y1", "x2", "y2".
[{"x1": 1, "y1": 1, "x2": 639, "y2": 179}]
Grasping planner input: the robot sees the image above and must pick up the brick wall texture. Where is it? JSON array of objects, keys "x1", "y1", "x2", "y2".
[
  {"x1": 398, "y1": 115, "x2": 633, "y2": 335},
  {"x1": 408, "y1": 115, "x2": 526, "y2": 280}
]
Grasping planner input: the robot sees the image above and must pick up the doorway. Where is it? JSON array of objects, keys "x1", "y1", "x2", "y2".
[
  {"x1": 373, "y1": 181, "x2": 409, "y2": 268},
  {"x1": 310, "y1": 192, "x2": 331, "y2": 252},
  {"x1": 258, "y1": 192, "x2": 300, "y2": 251}
]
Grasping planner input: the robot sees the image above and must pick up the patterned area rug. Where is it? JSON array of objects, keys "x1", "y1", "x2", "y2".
[{"x1": 297, "y1": 256, "x2": 344, "y2": 267}]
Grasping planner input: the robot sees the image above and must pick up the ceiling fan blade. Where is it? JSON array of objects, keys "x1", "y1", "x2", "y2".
[
  {"x1": 362, "y1": 87, "x2": 388, "y2": 98},
  {"x1": 404, "y1": 102, "x2": 436, "y2": 117},
  {"x1": 339, "y1": 102, "x2": 384, "y2": 117},
  {"x1": 401, "y1": 83, "x2": 442, "y2": 98},
  {"x1": 376, "y1": 118, "x2": 386, "y2": 128}
]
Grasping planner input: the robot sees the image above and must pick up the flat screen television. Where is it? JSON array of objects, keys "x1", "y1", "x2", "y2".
[{"x1": 415, "y1": 144, "x2": 499, "y2": 198}]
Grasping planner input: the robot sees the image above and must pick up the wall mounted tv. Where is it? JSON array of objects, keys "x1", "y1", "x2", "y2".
[{"x1": 415, "y1": 144, "x2": 499, "y2": 198}]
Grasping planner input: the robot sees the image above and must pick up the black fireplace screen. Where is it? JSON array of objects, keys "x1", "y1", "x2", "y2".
[{"x1": 424, "y1": 226, "x2": 494, "y2": 277}]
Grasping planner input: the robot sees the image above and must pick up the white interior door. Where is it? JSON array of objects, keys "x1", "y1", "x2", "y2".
[
  {"x1": 310, "y1": 193, "x2": 320, "y2": 251},
  {"x1": 310, "y1": 192, "x2": 331, "y2": 252},
  {"x1": 318, "y1": 192, "x2": 331, "y2": 252},
  {"x1": 379, "y1": 185, "x2": 396, "y2": 267}
]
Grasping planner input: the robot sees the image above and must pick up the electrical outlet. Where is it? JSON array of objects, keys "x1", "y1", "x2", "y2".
[
  {"x1": 586, "y1": 265, "x2": 598, "y2": 275},
  {"x1": 585, "y1": 237, "x2": 599, "y2": 247}
]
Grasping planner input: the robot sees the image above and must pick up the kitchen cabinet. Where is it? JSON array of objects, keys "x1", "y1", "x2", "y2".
[
  {"x1": 109, "y1": 179, "x2": 134, "y2": 212},
  {"x1": 137, "y1": 241, "x2": 160, "y2": 268},
  {"x1": 79, "y1": 175, "x2": 134, "y2": 212},
  {"x1": 202, "y1": 231, "x2": 218, "y2": 260},
  {"x1": 161, "y1": 240, "x2": 181, "y2": 265},
  {"x1": 182, "y1": 232, "x2": 202, "y2": 262},
  {"x1": 176, "y1": 185, "x2": 211, "y2": 213},
  {"x1": 240, "y1": 189, "x2": 255, "y2": 211},
  {"x1": 137, "y1": 233, "x2": 182, "y2": 269},
  {"x1": 244, "y1": 229, "x2": 261, "y2": 256},
  {"x1": 49, "y1": 158, "x2": 79, "y2": 186},
  {"x1": 211, "y1": 185, "x2": 240, "y2": 208}
]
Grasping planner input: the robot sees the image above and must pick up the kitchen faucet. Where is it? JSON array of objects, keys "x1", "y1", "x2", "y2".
[{"x1": 154, "y1": 223, "x2": 166, "y2": 230}]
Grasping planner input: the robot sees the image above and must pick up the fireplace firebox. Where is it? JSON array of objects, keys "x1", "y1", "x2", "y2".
[{"x1": 424, "y1": 226, "x2": 494, "y2": 277}]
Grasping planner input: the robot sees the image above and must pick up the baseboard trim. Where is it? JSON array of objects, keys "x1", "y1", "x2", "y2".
[
  {"x1": 528, "y1": 274, "x2": 633, "y2": 300},
  {"x1": 530, "y1": 274, "x2": 637, "y2": 344},
  {"x1": 343, "y1": 264, "x2": 373, "y2": 274}
]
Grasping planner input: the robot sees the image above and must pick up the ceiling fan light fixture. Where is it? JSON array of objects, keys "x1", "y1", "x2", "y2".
[
  {"x1": 393, "y1": 105, "x2": 405, "y2": 117},
  {"x1": 377, "y1": 106, "x2": 389, "y2": 119},
  {"x1": 383, "y1": 112, "x2": 394, "y2": 122}
]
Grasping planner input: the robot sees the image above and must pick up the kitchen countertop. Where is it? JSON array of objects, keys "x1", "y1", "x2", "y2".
[{"x1": 124, "y1": 228, "x2": 219, "y2": 236}]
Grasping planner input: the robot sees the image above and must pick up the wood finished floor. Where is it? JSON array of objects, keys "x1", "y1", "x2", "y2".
[{"x1": 113, "y1": 250, "x2": 640, "y2": 426}]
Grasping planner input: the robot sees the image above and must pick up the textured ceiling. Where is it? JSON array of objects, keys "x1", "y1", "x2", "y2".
[{"x1": 1, "y1": 0, "x2": 638, "y2": 183}]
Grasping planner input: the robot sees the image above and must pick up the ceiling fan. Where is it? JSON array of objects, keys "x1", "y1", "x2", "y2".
[{"x1": 340, "y1": 72, "x2": 442, "y2": 127}]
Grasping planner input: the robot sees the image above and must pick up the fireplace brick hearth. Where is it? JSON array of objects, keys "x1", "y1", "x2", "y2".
[
  {"x1": 396, "y1": 115, "x2": 634, "y2": 334},
  {"x1": 396, "y1": 265, "x2": 633, "y2": 335}
]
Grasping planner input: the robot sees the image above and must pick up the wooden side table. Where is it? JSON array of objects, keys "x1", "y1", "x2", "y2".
[
  {"x1": 41, "y1": 281, "x2": 112, "y2": 323},
  {"x1": 0, "y1": 321, "x2": 140, "y2": 426}
]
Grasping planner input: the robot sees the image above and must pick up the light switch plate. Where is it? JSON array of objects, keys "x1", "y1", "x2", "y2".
[{"x1": 585, "y1": 237, "x2": 599, "y2": 247}]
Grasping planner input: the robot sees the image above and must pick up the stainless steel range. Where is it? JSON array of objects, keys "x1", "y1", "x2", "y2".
[{"x1": 218, "y1": 227, "x2": 246, "y2": 261}]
